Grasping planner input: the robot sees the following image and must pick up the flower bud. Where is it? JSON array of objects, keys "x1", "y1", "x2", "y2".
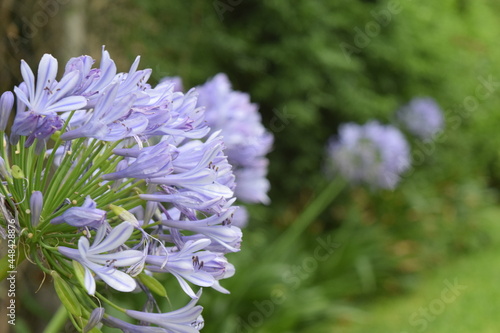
[
  {"x1": 0, "y1": 157, "x2": 11, "y2": 181},
  {"x1": 30, "y1": 191, "x2": 43, "y2": 227},
  {"x1": 0, "y1": 91, "x2": 14, "y2": 131},
  {"x1": 83, "y1": 307, "x2": 105, "y2": 333}
]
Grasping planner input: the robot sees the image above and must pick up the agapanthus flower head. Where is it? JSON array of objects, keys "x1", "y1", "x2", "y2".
[
  {"x1": 396, "y1": 97, "x2": 444, "y2": 140},
  {"x1": 0, "y1": 49, "x2": 244, "y2": 332},
  {"x1": 327, "y1": 121, "x2": 411, "y2": 189},
  {"x1": 195, "y1": 73, "x2": 274, "y2": 205}
]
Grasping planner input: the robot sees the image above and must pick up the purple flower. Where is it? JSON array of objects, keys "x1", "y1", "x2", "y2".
[
  {"x1": 160, "y1": 205, "x2": 242, "y2": 252},
  {"x1": 58, "y1": 222, "x2": 144, "y2": 294},
  {"x1": 147, "y1": 238, "x2": 234, "y2": 298},
  {"x1": 24, "y1": 114, "x2": 64, "y2": 153},
  {"x1": 14, "y1": 54, "x2": 87, "y2": 116},
  {"x1": 125, "y1": 290, "x2": 204, "y2": 333},
  {"x1": 140, "y1": 87, "x2": 210, "y2": 140},
  {"x1": 63, "y1": 47, "x2": 117, "y2": 106},
  {"x1": 9, "y1": 54, "x2": 87, "y2": 148},
  {"x1": 103, "y1": 316, "x2": 171, "y2": 332},
  {"x1": 327, "y1": 121, "x2": 411, "y2": 189},
  {"x1": 195, "y1": 73, "x2": 273, "y2": 204},
  {"x1": 397, "y1": 97, "x2": 444, "y2": 140},
  {"x1": 134, "y1": 134, "x2": 235, "y2": 218},
  {"x1": 2, "y1": 50, "x2": 245, "y2": 332},
  {"x1": 61, "y1": 83, "x2": 147, "y2": 141},
  {"x1": 51, "y1": 196, "x2": 106, "y2": 229},
  {"x1": 102, "y1": 141, "x2": 177, "y2": 180}
]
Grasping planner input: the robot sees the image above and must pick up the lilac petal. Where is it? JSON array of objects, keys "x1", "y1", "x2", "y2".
[
  {"x1": 180, "y1": 272, "x2": 214, "y2": 289},
  {"x1": 90, "y1": 221, "x2": 133, "y2": 254},
  {"x1": 13, "y1": 86, "x2": 31, "y2": 110},
  {"x1": 126, "y1": 291, "x2": 204, "y2": 332},
  {"x1": 88, "y1": 250, "x2": 144, "y2": 266},
  {"x1": 103, "y1": 114, "x2": 148, "y2": 141},
  {"x1": 84, "y1": 265, "x2": 96, "y2": 295},
  {"x1": 91, "y1": 222, "x2": 134, "y2": 253},
  {"x1": 103, "y1": 142, "x2": 176, "y2": 180},
  {"x1": 20, "y1": 60, "x2": 35, "y2": 102},
  {"x1": 93, "y1": 223, "x2": 108, "y2": 247},
  {"x1": 103, "y1": 316, "x2": 169, "y2": 332},
  {"x1": 46, "y1": 95, "x2": 87, "y2": 113},
  {"x1": 211, "y1": 281, "x2": 230, "y2": 294},
  {"x1": 93, "y1": 49, "x2": 117, "y2": 92},
  {"x1": 93, "y1": 83, "x2": 120, "y2": 120},
  {"x1": 129, "y1": 56, "x2": 141, "y2": 74},
  {"x1": 50, "y1": 70, "x2": 81, "y2": 101},
  {"x1": 57, "y1": 246, "x2": 81, "y2": 260},
  {"x1": 60, "y1": 126, "x2": 91, "y2": 141},
  {"x1": 165, "y1": 273, "x2": 198, "y2": 299},
  {"x1": 90, "y1": 263, "x2": 137, "y2": 292},
  {"x1": 78, "y1": 237, "x2": 91, "y2": 257},
  {"x1": 34, "y1": 54, "x2": 58, "y2": 107}
]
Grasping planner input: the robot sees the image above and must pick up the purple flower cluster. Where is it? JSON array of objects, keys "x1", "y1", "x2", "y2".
[
  {"x1": 396, "y1": 97, "x2": 444, "y2": 140},
  {"x1": 195, "y1": 73, "x2": 274, "y2": 205},
  {"x1": 0, "y1": 49, "x2": 245, "y2": 332},
  {"x1": 327, "y1": 121, "x2": 411, "y2": 189}
]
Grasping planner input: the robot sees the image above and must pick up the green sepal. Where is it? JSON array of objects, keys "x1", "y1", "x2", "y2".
[
  {"x1": 109, "y1": 204, "x2": 139, "y2": 226},
  {"x1": 138, "y1": 273, "x2": 168, "y2": 297},
  {"x1": 11, "y1": 165, "x2": 24, "y2": 179},
  {"x1": 72, "y1": 260, "x2": 86, "y2": 289},
  {"x1": 51, "y1": 271, "x2": 82, "y2": 317}
]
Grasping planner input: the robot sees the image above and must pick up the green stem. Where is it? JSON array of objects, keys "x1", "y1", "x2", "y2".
[
  {"x1": 96, "y1": 292, "x2": 126, "y2": 312},
  {"x1": 42, "y1": 305, "x2": 68, "y2": 333},
  {"x1": 272, "y1": 176, "x2": 346, "y2": 260},
  {"x1": 231, "y1": 177, "x2": 346, "y2": 306}
]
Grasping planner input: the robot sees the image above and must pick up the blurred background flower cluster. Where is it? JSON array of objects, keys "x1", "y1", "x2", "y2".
[{"x1": 2, "y1": 1, "x2": 500, "y2": 332}]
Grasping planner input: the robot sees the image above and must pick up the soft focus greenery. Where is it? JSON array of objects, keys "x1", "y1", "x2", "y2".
[
  {"x1": 103, "y1": 1, "x2": 500, "y2": 332},
  {"x1": 3, "y1": 0, "x2": 500, "y2": 332},
  {"x1": 331, "y1": 207, "x2": 500, "y2": 333}
]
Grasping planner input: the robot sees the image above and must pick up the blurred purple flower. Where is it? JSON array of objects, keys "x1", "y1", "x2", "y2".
[
  {"x1": 196, "y1": 73, "x2": 273, "y2": 204},
  {"x1": 397, "y1": 97, "x2": 444, "y2": 140},
  {"x1": 327, "y1": 121, "x2": 411, "y2": 189}
]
